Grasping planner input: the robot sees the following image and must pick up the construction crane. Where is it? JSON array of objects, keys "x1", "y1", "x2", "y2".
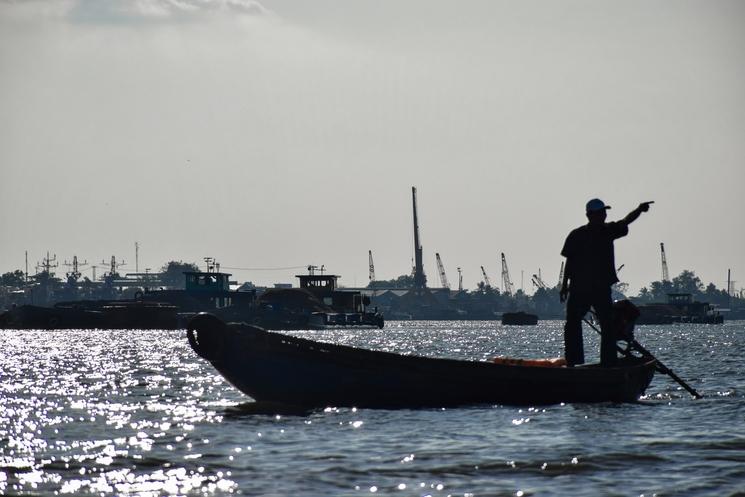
[
  {"x1": 501, "y1": 253, "x2": 515, "y2": 296},
  {"x1": 532, "y1": 273, "x2": 548, "y2": 290},
  {"x1": 457, "y1": 267, "x2": 463, "y2": 292},
  {"x1": 435, "y1": 253, "x2": 450, "y2": 289},
  {"x1": 660, "y1": 242, "x2": 670, "y2": 282},
  {"x1": 411, "y1": 186, "x2": 427, "y2": 289},
  {"x1": 480, "y1": 266, "x2": 492, "y2": 289},
  {"x1": 368, "y1": 250, "x2": 375, "y2": 284}
]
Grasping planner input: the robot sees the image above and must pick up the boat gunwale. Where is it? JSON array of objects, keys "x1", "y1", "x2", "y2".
[{"x1": 207, "y1": 319, "x2": 656, "y2": 378}]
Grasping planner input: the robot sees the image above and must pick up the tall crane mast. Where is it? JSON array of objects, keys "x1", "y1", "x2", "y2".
[
  {"x1": 480, "y1": 266, "x2": 492, "y2": 289},
  {"x1": 435, "y1": 253, "x2": 450, "y2": 289},
  {"x1": 411, "y1": 187, "x2": 427, "y2": 289},
  {"x1": 660, "y1": 242, "x2": 670, "y2": 282},
  {"x1": 457, "y1": 267, "x2": 463, "y2": 292},
  {"x1": 532, "y1": 273, "x2": 548, "y2": 290},
  {"x1": 557, "y1": 261, "x2": 565, "y2": 288},
  {"x1": 501, "y1": 252, "x2": 515, "y2": 296},
  {"x1": 368, "y1": 250, "x2": 375, "y2": 284}
]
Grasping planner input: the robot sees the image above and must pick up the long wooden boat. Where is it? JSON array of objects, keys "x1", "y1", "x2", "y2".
[{"x1": 187, "y1": 314, "x2": 656, "y2": 408}]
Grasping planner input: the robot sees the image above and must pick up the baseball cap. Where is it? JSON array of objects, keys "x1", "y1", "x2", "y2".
[{"x1": 586, "y1": 198, "x2": 611, "y2": 213}]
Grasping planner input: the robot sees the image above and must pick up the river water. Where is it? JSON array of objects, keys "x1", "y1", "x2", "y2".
[{"x1": 1, "y1": 320, "x2": 743, "y2": 496}]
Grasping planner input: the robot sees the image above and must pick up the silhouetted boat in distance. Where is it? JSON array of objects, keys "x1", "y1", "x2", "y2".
[
  {"x1": 501, "y1": 311, "x2": 539, "y2": 326},
  {"x1": 636, "y1": 293, "x2": 724, "y2": 325},
  {"x1": 0, "y1": 300, "x2": 181, "y2": 330},
  {"x1": 187, "y1": 314, "x2": 656, "y2": 408},
  {"x1": 0, "y1": 265, "x2": 383, "y2": 331}
]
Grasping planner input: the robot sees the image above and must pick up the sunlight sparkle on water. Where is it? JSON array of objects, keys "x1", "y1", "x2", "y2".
[{"x1": 1, "y1": 323, "x2": 744, "y2": 495}]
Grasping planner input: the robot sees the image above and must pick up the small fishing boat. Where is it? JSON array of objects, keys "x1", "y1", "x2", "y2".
[{"x1": 187, "y1": 314, "x2": 657, "y2": 408}]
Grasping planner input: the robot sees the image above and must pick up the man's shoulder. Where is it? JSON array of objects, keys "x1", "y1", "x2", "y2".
[
  {"x1": 561, "y1": 225, "x2": 587, "y2": 256},
  {"x1": 567, "y1": 225, "x2": 588, "y2": 238}
]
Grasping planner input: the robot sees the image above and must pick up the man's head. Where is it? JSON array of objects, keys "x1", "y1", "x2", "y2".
[{"x1": 585, "y1": 198, "x2": 610, "y2": 224}]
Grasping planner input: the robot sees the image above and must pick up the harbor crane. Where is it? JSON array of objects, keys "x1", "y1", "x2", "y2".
[
  {"x1": 501, "y1": 253, "x2": 515, "y2": 296},
  {"x1": 435, "y1": 253, "x2": 450, "y2": 289},
  {"x1": 660, "y1": 243, "x2": 670, "y2": 282},
  {"x1": 411, "y1": 187, "x2": 427, "y2": 289},
  {"x1": 368, "y1": 250, "x2": 378, "y2": 297},
  {"x1": 532, "y1": 273, "x2": 548, "y2": 290},
  {"x1": 480, "y1": 266, "x2": 492, "y2": 289}
]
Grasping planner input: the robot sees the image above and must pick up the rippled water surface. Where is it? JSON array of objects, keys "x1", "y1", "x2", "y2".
[{"x1": 1, "y1": 320, "x2": 744, "y2": 496}]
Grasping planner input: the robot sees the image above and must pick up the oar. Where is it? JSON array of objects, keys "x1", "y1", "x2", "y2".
[{"x1": 582, "y1": 316, "x2": 703, "y2": 399}]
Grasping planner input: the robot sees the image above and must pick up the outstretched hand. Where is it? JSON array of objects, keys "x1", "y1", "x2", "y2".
[{"x1": 639, "y1": 201, "x2": 654, "y2": 212}]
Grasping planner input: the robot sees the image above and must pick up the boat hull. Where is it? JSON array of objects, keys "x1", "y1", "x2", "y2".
[
  {"x1": 0, "y1": 302, "x2": 182, "y2": 330},
  {"x1": 501, "y1": 311, "x2": 539, "y2": 326},
  {"x1": 187, "y1": 314, "x2": 656, "y2": 408}
]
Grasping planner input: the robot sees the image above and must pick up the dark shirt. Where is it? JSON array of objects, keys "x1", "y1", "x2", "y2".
[{"x1": 561, "y1": 221, "x2": 628, "y2": 291}]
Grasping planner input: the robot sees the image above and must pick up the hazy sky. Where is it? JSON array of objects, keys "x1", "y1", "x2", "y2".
[{"x1": 1, "y1": 0, "x2": 744, "y2": 294}]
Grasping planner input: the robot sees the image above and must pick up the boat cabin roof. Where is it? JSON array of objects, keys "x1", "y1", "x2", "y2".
[
  {"x1": 184, "y1": 271, "x2": 232, "y2": 292},
  {"x1": 296, "y1": 274, "x2": 339, "y2": 291},
  {"x1": 667, "y1": 293, "x2": 693, "y2": 304}
]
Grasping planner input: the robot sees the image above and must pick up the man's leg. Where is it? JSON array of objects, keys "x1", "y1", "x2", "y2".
[
  {"x1": 593, "y1": 287, "x2": 616, "y2": 367},
  {"x1": 564, "y1": 292, "x2": 590, "y2": 366}
]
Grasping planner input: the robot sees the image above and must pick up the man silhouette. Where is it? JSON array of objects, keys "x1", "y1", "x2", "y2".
[{"x1": 560, "y1": 199, "x2": 652, "y2": 366}]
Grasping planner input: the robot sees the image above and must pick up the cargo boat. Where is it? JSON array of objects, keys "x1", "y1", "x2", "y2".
[{"x1": 636, "y1": 293, "x2": 723, "y2": 325}]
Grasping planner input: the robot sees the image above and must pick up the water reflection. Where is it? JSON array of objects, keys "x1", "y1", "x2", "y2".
[
  {"x1": 0, "y1": 329, "x2": 240, "y2": 495},
  {"x1": 1, "y1": 322, "x2": 744, "y2": 495}
]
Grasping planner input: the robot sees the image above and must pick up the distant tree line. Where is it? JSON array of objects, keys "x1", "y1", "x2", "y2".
[
  {"x1": 0, "y1": 270, "x2": 25, "y2": 287},
  {"x1": 368, "y1": 274, "x2": 415, "y2": 289},
  {"x1": 159, "y1": 261, "x2": 200, "y2": 289},
  {"x1": 634, "y1": 269, "x2": 739, "y2": 307}
]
